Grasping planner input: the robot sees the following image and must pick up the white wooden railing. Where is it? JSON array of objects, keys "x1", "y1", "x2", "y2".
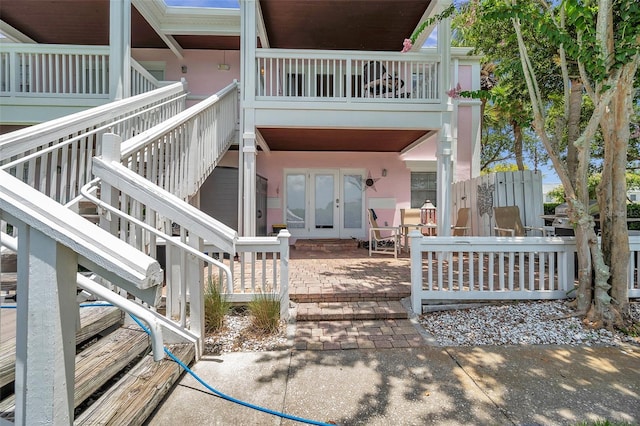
[
  {"x1": 410, "y1": 232, "x2": 640, "y2": 312},
  {"x1": 0, "y1": 81, "x2": 187, "y2": 205},
  {"x1": 90, "y1": 136, "x2": 290, "y2": 353},
  {"x1": 120, "y1": 81, "x2": 239, "y2": 200},
  {"x1": 0, "y1": 43, "x2": 161, "y2": 98},
  {"x1": 0, "y1": 43, "x2": 109, "y2": 97},
  {"x1": 256, "y1": 49, "x2": 441, "y2": 102},
  {"x1": 0, "y1": 170, "x2": 168, "y2": 424}
]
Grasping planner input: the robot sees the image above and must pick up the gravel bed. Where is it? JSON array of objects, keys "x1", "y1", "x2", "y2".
[
  {"x1": 419, "y1": 300, "x2": 640, "y2": 347},
  {"x1": 203, "y1": 301, "x2": 639, "y2": 354},
  {"x1": 204, "y1": 308, "x2": 288, "y2": 355}
]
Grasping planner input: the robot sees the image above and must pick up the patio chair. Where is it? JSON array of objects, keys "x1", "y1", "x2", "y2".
[
  {"x1": 452, "y1": 207, "x2": 471, "y2": 236},
  {"x1": 400, "y1": 208, "x2": 422, "y2": 251},
  {"x1": 493, "y1": 206, "x2": 547, "y2": 236},
  {"x1": 368, "y1": 209, "x2": 400, "y2": 258},
  {"x1": 362, "y1": 61, "x2": 405, "y2": 97}
]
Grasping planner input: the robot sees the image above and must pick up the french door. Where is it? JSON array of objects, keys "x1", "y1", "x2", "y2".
[{"x1": 285, "y1": 169, "x2": 365, "y2": 238}]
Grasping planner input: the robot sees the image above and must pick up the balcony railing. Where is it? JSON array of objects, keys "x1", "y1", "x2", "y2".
[
  {"x1": 256, "y1": 49, "x2": 441, "y2": 103},
  {"x1": 0, "y1": 42, "x2": 161, "y2": 99}
]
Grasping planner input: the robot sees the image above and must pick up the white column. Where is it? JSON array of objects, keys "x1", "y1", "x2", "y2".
[
  {"x1": 243, "y1": 142, "x2": 257, "y2": 236},
  {"x1": 240, "y1": 0, "x2": 258, "y2": 237},
  {"x1": 437, "y1": 123, "x2": 453, "y2": 236},
  {"x1": 14, "y1": 225, "x2": 77, "y2": 425},
  {"x1": 437, "y1": 14, "x2": 452, "y2": 108},
  {"x1": 109, "y1": 0, "x2": 131, "y2": 100}
]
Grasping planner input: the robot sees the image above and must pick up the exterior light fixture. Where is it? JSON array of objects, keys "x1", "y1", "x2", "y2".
[
  {"x1": 381, "y1": 168, "x2": 387, "y2": 177},
  {"x1": 420, "y1": 199, "x2": 436, "y2": 225}
]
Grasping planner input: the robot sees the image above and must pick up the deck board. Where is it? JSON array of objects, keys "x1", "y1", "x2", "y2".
[
  {"x1": 74, "y1": 343, "x2": 194, "y2": 426},
  {"x1": 0, "y1": 306, "x2": 122, "y2": 389},
  {"x1": 0, "y1": 326, "x2": 150, "y2": 421}
]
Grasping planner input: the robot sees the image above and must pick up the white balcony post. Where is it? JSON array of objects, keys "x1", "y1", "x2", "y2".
[
  {"x1": 438, "y1": 9, "x2": 452, "y2": 105},
  {"x1": 240, "y1": 0, "x2": 258, "y2": 237},
  {"x1": 14, "y1": 225, "x2": 77, "y2": 425},
  {"x1": 109, "y1": 0, "x2": 131, "y2": 100},
  {"x1": 437, "y1": 123, "x2": 453, "y2": 236},
  {"x1": 277, "y1": 229, "x2": 291, "y2": 319}
]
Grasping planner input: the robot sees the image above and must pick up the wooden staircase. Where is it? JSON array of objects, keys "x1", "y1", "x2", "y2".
[{"x1": 0, "y1": 302, "x2": 195, "y2": 424}]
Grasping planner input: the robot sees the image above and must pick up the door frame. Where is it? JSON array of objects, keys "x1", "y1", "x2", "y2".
[{"x1": 283, "y1": 168, "x2": 366, "y2": 239}]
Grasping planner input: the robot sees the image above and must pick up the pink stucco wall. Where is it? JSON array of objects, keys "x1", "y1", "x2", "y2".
[
  {"x1": 132, "y1": 49, "x2": 240, "y2": 99},
  {"x1": 456, "y1": 105, "x2": 473, "y2": 181},
  {"x1": 255, "y1": 151, "x2": 414, "y2": 231}
]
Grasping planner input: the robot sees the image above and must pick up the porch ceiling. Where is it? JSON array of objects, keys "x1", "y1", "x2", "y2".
[
  {"x1": 0, "y1": 0, "x2": 431, "y2": 52},
  {"x1": 257, "y1": 128, "x2": 431, "y2": 152},
  {"x1": 0, "y1": 1, "x2": 236, "y2": 50},
  {"x1": 259, "y1": 0, "x2": 432, "y2": 51}
]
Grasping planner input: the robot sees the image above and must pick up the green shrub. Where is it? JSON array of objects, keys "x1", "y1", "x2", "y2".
[
  {"x1": 248, "y1": 293, "x2": 281, "y2": 334},
  {"x1": 204, "y1": 278, "x2": 230, "y2": 333}
]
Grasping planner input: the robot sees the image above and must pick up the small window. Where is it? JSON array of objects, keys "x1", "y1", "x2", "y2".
[
  {"x1": 411, "y1": 172, "x2": 437, "y2": 208},
  {"x1": 631, "y1": 194, "x2": 637, "y2": 202}
]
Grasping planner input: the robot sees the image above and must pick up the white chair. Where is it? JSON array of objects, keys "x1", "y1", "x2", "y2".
[{"x1": 367, "y1": 209, "x2": 399, "y2": 258}]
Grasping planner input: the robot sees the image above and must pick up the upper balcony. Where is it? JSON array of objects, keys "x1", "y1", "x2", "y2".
[
  {"x1": 252, "y1": 48, "x2": 466, "y2": 131},
  {"x1": 0, "y1": 43, "x2": 164, "y2": 125}
]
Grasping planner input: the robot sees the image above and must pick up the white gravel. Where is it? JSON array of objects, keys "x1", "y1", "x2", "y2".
[
  {"x1": 419, "y1": 300, "x2": 640, "y2": 347},
  {"x1": 204, "y1": 301, "x2": 639, "y2": 353}
]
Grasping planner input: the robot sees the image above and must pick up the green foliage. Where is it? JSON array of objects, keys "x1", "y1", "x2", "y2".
[
  {"x1": 481, "y1": 164, "x2": 527, "y2": 175},
  {"x1": 204, "y1": 278, "x2": 230, "y2": 333},
  {"x1": 408, "y1": 4, "x2": 456, "y2": 44},
  {"x1": 544, "y1": 203, "x2": 561, "y2": 216},
  {"x1": 248, "y1": 293, "x2": 281, "y2": 334},
  {"x1": 574, "y1": 421, "x2": 637, "y2": 426}
]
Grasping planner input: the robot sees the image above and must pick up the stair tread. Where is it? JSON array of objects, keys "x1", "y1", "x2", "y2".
[
  {"x1": 296, "y1": 300, "x2": 408, "y2": 321},
  {"x1": 0, "y1": 305, "x2": 122, "y2": 389},
  {"x1": 74, "y1": 343, "x2": 194, "y2": 426},
  {"x1": 0, "y1": 326, "x2": 150, "y2": 420}
]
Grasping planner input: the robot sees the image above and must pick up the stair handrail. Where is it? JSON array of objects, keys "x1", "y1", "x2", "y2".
[
  {"x1": 118, "y1": 81, "x2": 239, "y2": 200},
  {"x1": 94, "y1": 142, "x2": 237, "y2": 253},
  {"x1": 0, "y1": 170, "x2": 163, "y2": 301},
  {"x1": 80, "y1": 178, "x2": 234, "y2": 292},
  {"x1": 0, "y1": 81, "x2": 188, "y2": 160}
]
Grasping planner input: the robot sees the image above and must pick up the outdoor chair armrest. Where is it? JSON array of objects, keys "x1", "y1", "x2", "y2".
[{"x1": 494, "y1": 226, "x2": 516, "y2": 236}]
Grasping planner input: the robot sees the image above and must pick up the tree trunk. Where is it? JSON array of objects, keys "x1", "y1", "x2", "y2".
[
  {"x1": 566, "y1": 79, "x2": 582, "y2": 184},
  {"x1": 597, "y1": 63, "x2": 637, "y2": 323},
  {"x1": 512, "y1": 120, "x2": 524, "y2": 171}
]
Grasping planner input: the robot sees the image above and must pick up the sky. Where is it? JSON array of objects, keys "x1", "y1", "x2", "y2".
[{"x1": 164, "y1": 0, "x2": 239, "y2": 8}]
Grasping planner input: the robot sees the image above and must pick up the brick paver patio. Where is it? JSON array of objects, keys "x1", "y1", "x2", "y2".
[{"x1": 288, "y1": 244, "x2": 428, "y2": 350}]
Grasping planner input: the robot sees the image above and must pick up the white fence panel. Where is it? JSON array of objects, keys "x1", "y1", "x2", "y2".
[{"x1": 453, "y1": 171, "x2": 544, "y2": 236}]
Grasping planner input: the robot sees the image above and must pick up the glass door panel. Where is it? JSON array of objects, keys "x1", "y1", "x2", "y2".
[
  {"x1": 342, "y1": 174, "x2": 363, "y2": 230},
  {"x1": 314, "y1": 173, "x2": 335, "y2": 229},
  {"x1": 286, "y1": 174, "x2": 306, "y2": 230}
]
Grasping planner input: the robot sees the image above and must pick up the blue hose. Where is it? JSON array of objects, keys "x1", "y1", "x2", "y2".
[{"x1": 126, "y1": 314, "x2": 336, "y2": 426}]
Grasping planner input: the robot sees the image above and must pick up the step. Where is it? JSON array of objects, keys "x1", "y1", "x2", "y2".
[
  {"x1": 0, "y1": 306, "x2": 122, "y2": 389},
  {"x1": 0, "y1": 326, "x2": 150, "y2": 421},
  {"x1": 291, "y1": 288, "x2": 411, "y2": 304},
  {"x1": 293, "y1": 238, "x2": 359, "y2": 252},
  {"x1": 74, "y1": 343, "x2": 195, "y2": 426},
  {"x1": 295, "y1": 300, "x2": 409, "y2": 321}
]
